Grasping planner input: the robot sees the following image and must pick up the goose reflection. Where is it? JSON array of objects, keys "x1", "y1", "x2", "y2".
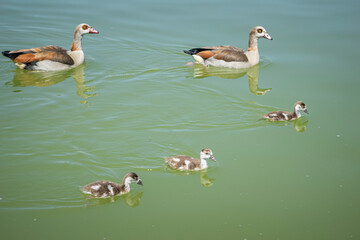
[
  {"x1": 7, "y1": 63, "x2": 97, "y2": 101},
  {"x1": 84, "y1": 191, "x2": 144, "y2": 208},
  {"x1": 190, "y1": 63, "x2": 271, "y2": 96}
]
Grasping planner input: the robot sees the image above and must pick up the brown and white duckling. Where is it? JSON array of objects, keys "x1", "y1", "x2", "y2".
[
  {"x1": 2, "y1": 23, "x2": 99, "y2": 71},
  {"x1": 166, "y1": 148, "x2": 216, "y2": 171},
  {"x1": 82, "y1": 172, "x2": 143, "y2": 198},
  {"x1": 262, "y1": 101, "x2": 309, "y2": 121},
  {"x1": 184, "y1": 26, "x2": 272, "y2": 68}
]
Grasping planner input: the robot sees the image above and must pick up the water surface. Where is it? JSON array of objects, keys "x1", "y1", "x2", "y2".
[{"x1": 0, "y1": 0, "x2": 359, "y2": 239}]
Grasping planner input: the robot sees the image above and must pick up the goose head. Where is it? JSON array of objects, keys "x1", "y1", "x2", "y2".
[
  {"x1": 252, "y1": 26, "x2": 272, "y2": 40},
  {"x1": 76, "y1": 23, "x2": 99, "y2": 35}
]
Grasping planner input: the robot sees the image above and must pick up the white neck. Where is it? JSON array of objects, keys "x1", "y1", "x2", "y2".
[
  {"x1": 200, "y1": 157, "x2": 208, "y2": 169},
  {"x1": 248, "y1": 33, "x2": 259, "y2": 51},
  {"x1": 294, "y1": 105, "x2": 303, "y2": 118},
  {"x1": 71, "y1": 31, "x2": 83, "y2": 51},
  {"x1": 122, "y1": 179, "x2": 131, "y2": 193}
]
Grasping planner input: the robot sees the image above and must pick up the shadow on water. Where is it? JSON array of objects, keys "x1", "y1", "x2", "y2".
[
  {"x1": 190, "y1": 63, "x2": 272, "y2": 96},
  {"x1": 5, "y1": 63, "x2": 97, "y2": 102},
  {"x1": 83, "y1": 191, "x2": 144, "y2": 208}
]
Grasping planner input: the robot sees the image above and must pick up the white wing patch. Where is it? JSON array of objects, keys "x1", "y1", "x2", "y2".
[
  {"x1": 107, "y1": 184, "x2": 114, "y2": 196},
  {"x1": 282, "y1": 113, "x2": 289, "y2": 120},
  {"x1": 172, "y1": 158, "x2": 180, "y2": 162},
  {"x1": 184, "y1": 160, "x2": 191, "y2": 170},
  {"x1": 193, "y1": 55, "x2": 205, "y2": 64},
  {"x1": 91, "y1": 184, "x2": 101, "y2": 191}
]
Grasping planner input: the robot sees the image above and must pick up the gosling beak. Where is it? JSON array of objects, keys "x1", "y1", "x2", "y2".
[
  {"x1": 304, "y1": 109, "x2": 309, "y2": 114},
  {"x1": 89, "y1": 27, "x2": 99, "y2": 34},
  {"x1": 137, "y1": 179, "x2": 143, "y2": 186},
  {"x1": 210, "y1": 155, "x2": 216, "y2": 162},
  {"x1": 263, "y1": 32, "x2": 273, "y2": 40}
]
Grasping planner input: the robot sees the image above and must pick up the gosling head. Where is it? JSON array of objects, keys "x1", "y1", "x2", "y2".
[
  {"x1": 123, "y1": 172, "x2": 143, "y2": 186},
  {"x1": 294, "y1": 101, "x2": 309, "y2": 114},
  {"x1": 200, "y1": 148, "x2": 216, "y2": 162}
]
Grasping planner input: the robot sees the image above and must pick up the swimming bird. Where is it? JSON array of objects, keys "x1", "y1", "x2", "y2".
[
  {"x1": 166, "y1": 148, "x2": 216, "y2": 171},
  {"x1": 262, "y1": 101, "x2": 309, "y2": 121},
  {"x1": 2, "y1": 23, "x2": 99, "y2": 71},
  {"x1": 184, "y1": 26, "x2": 272, "y2": 68},
  {"x1": 82, "y1": 172, "x2": 143, "y2": 198}
]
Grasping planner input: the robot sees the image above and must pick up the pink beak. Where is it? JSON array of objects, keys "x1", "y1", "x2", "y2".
[
  {"x1": 89, "y1": 28, "x2": 99, "y2": 34},
  {"x1": 263, "y1": 32, "x2": 272, "y2": 40}
]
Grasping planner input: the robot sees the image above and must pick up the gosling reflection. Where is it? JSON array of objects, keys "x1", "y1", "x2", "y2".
[
  {"x1": 191, "y1": 63, "x2": 271, "y2": 95},
  {"x1": 293, "y1": 117, "x2": 309, "y2": 133},
  {"x1": 84, "y1": 191, "x2": 144, "y2": 208},
  {"x1": 7, "y1": 63, "x2": 97, "y2": 100},
  {"x1": 261, "y1": 117, "x2": 309, "y2": 133},
  {"x1": 200, "y1": 171, "x2": 216, "y2": 188},
  {"x1": 166, "y1": 168, "x2": 217, "y2": 187}
]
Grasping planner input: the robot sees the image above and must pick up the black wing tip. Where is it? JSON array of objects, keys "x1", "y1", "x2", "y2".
[
  {"x1": 2, "y1": 50, "x2": 22, "y2": 60},
  {"x1": 183, "y1": 48, "x2": 214, "y2": 55},
  {"x1": 2, "y1": 51, "x2": 11, "y2": 57},
  {"x1": 183, "y1": 49, "x2": 193, "y2": 55}
]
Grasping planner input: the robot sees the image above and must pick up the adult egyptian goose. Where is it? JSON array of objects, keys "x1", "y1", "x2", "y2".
[
  {"x1": 184, "y1": 26, "x2": 272, "y2": 68},
  {"x1": 262, "y1": 101, "x2": 309, "y2": 121},
  {"x1": 82, "y1": 172, "x2": 143, "y2": 198},
  {"x1": 2, "y1": 23, "x2": 98, "y2": 71},
  {"x1": 166, "y1": 148, "x2": 216, "y2": 171}
]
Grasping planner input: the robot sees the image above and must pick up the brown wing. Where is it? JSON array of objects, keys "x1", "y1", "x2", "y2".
[
  {"x1": 263, "y1": 111, "x2": 291, "y2": 121},
  {"x1": 6, "y1": 45, "x2": 74, "y2": 65},
  {"x1": 82, "y1": 181, "x2": 122, "y2": 197},
  {"x1": 166, "y1": 155, "x2": 201, "y2": 170},
  {"x1": 211, "y1": 46, "x2": 248, "y2": 62},
  {"x1": 185, "y1": 46, "x2": 248, "y2": 62}
]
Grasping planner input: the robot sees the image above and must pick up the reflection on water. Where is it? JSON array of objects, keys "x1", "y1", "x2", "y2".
[
  {"x1": 72, "y1": 64, "x2": 98, "y2": 101},
  {"x1": 262, "y1": 117, "x2": 309, "y2": 133},
  {"x1": 293, "y1": 117, "x2": 309, "y2": 133},
  {"x1": 5, "y1": 64, "x2": 97, "y2": 102},
  {"x1": 84, "y1": 191, "x2": 144, "y2": 208},
  {"x1": 166, "y1": 167, "x2": 216, "y2": 187},
  {"x1": 200, "y1": 171, "x2": 216, "y2": 188},
  {"x1": 191, "y1": 63, "x2": 271, "y2": 95}
]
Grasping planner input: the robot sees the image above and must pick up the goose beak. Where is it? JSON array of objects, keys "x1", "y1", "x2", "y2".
[
  {"x1": 304, "y1": 109, "x2": 309, "y2": 114},
  {"x1": 89, "y1": 28, "x2": 99, "y2": 34},
  {"x1": 137, "y1": 179, "x2": 143, "y2": 186},
  {"x1": 210, "y1": 155, "x2": 216, "y2": 162},
  {"x1": 263, "y1": 32, "x2": 272, "y2": 40}
]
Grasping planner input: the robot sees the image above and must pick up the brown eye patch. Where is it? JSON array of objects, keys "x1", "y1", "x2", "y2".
[
  {"x1": 257, "y1": 29, "x2": 263, "y2": 33},
  {"x1": 82, "y1": 25, "x2": 89, "y2": 30}
]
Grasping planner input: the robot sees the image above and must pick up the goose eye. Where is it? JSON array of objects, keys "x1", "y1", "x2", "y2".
[
  {"x1": 82, "y1": 25, "x2": 89, "y2": 30},
  {"x1": 257, "y1": 29, "x2": 263, "y2": 33}
]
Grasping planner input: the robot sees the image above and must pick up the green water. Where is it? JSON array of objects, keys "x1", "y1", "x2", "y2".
[{"x1": 0, "y1": 0, "x2": 359, "y2": 239}]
